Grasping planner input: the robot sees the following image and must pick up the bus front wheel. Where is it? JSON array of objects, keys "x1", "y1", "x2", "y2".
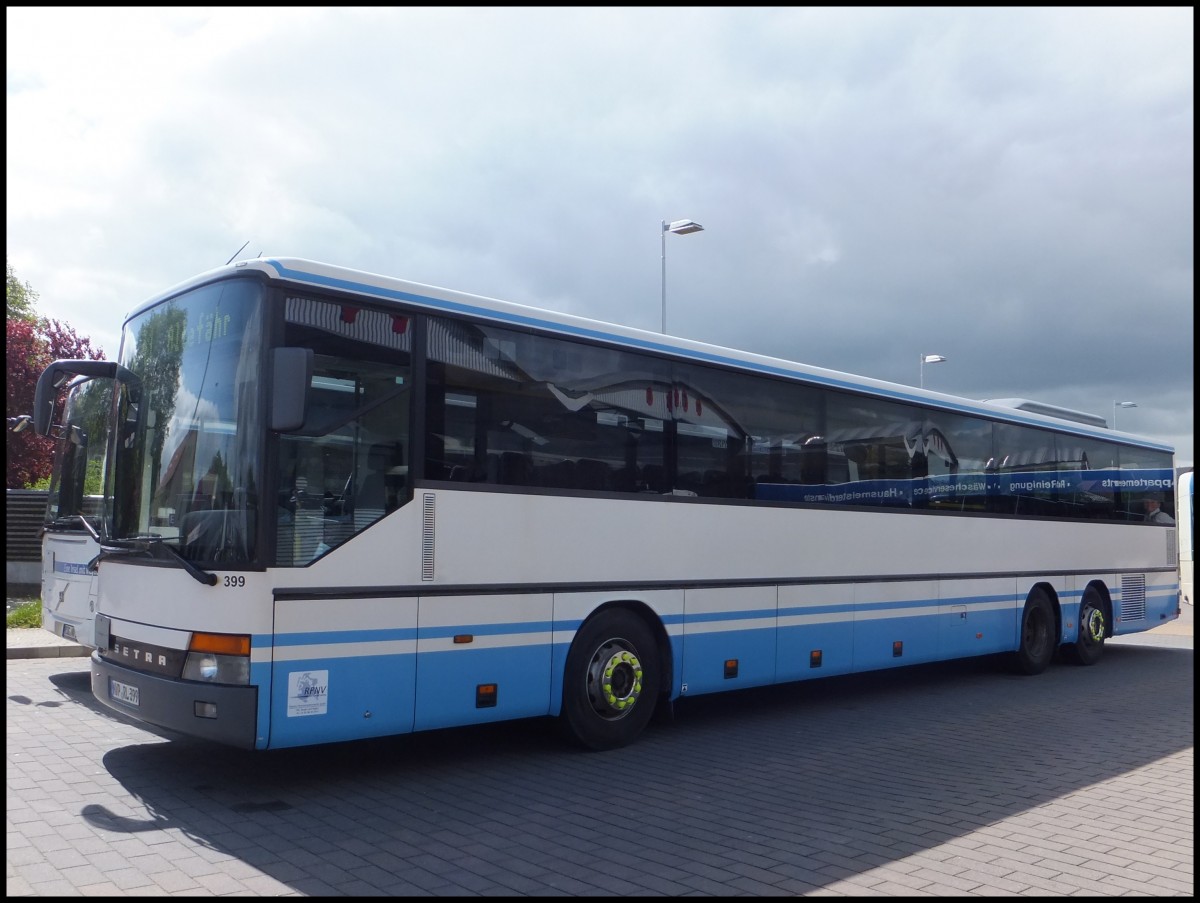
[
  {"x1": 561, "y1": 609, "x2": 661, "y2": 751},
  {"x1": 1062, "y1": 586, "x2": 1107, "y2": 666},
  {"x1": 1012, "y1": 588, "x2": 1056, "y2": 675}
]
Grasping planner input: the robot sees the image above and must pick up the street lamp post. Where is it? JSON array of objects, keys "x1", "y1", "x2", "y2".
[
  {"x1": 661, "y1": 218, "x2": 704, "y2": 333},
  {"x1": 920, "y1": 353, "x2": 947, "y2": 388},
  {"x1": 1113, "y1": 400, "x2": 1137, "y2": 429}
]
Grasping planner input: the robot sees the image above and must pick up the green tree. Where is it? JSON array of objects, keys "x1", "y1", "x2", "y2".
[{"x1": 7, "y1": 258, "x2": 39, "y2": 322}]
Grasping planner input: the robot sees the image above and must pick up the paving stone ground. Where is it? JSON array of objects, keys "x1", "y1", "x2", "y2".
[{"x1": 6, "y1": 609, "x2": 1193, "y2": 896}]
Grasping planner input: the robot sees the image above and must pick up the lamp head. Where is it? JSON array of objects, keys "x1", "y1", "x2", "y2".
[{"x1": 665, "y1": 219, "x2": 704, "y2": 235}]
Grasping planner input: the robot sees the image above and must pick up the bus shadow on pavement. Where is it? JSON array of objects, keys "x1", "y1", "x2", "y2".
[
  {"x1": 76, "y1": 642, "x2": 1193, "y2": 895},
  {"x1": 42, "y1": 664, "x2": 180, "y2": 741},
  {"x1": 9, "y1": 666, "x2": 98, "y2": 712}
]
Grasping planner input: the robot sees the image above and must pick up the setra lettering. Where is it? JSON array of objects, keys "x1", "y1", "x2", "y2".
[{"x1": 117, "y1": 644, "x2": 167, "y2": 667}]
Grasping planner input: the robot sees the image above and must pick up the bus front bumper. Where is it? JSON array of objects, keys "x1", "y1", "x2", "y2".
[{"x1": 90, "y1": 652, "x2": 258, "y2": 749}]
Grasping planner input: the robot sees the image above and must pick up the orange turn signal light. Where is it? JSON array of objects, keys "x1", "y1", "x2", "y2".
[{"x1": 189, "y1": 632, "x2": 251, "y2": 656}]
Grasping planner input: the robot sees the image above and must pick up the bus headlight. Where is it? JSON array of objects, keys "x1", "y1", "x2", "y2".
[
  {"x1": 182, "y1": 651, "x2": 250, "y2": 685},
  {"x1": 184, "y1": 632, "x2": 251, "y2": 685}
]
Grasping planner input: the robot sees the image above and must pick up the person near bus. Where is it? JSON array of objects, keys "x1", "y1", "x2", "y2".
[{"x1": 1144, "y1": 498, "x2": 1175, "y2": 524}]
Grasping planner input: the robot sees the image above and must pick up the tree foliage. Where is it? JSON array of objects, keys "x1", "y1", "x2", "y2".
[
  {"x1": 6, "y1": 318, "x2": 55, "y2": 487},
  {"x1": 5, "y1": 263, "x2": 106, "y2": 488},
  {"x1": 7, "y1": 259, "x2": 38, "y2": 322}
]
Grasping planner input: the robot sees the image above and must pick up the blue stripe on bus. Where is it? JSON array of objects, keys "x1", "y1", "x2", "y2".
[
  {"x1": 777, "y1": 603, "x2": 859, "y2": 618},
  {"x1": 261, "y1": 580, "x2": 1173, "y2": 658},
  {"x1": 265, "y1": 588, "x2": 1081, "y2": 651},
  {"x1": 937, "y1": 592, "x2": 1022, "y2": 606},
  {"x1": 684, "y1": 607, "x2": 778, "y2": 624},
  {"x1": 844, "y1": 598, "x2": 942, "y2": 615}
]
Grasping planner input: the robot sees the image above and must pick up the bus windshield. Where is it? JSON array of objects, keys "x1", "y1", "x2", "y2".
[{"x1": 110, "y1": 279, "x2": 266, "y2": 566}]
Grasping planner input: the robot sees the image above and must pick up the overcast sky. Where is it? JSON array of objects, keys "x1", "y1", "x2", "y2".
[{"x1": 7, "y1": 7, "x2": 1194, "y2": 465}]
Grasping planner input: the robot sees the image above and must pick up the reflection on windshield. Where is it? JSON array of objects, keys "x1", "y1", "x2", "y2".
[
  {"x1": 273, "y1": 296, "x2": 413, "y2": 566},
  {"x1": 112, "y1": 280, "x2": 265, "y2": 565},
  {"x1": 46, "y1": 377, "x2": 113, "y2": 529}
]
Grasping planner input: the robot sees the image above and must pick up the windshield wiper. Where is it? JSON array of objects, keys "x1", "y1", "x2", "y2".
[
  {"x1": 72, "y1": 513, "x2": 102, "y2": 542},
  {"x1": 99, "y1": 535, "x2": 218, "y2": 586},
  {"x1": 44, "y1": 512, "x2": 103, "y2": 542}
]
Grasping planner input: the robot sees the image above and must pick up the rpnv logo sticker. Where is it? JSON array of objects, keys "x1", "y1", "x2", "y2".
[{"x1": 287, "y1": 670, "x2": 329, "y2": 717}]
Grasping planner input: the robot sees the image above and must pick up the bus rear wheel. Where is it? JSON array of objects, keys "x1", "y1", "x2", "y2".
[
  {"x1": 1012, "y1": 588, "x2": 1056, "y2": 675},
  {"x1": 561, "y1": 609, "x2": 660, "y2": 751},
  {"x1": 1062, "y1": 587, "x2": 1106, "y2": 666}
]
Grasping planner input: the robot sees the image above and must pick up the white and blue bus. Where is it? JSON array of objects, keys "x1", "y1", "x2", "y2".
[{"x1": 33, "y1": 258, "x2": 1181, "y2": 751}]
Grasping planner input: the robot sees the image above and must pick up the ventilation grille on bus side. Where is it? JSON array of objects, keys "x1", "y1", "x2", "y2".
[
  {"x1": 421, "y1": 493, "x2": 436, "y2": 581},
  {"x1": 1166, "y1": 529, "x2": 1177, "y2": 567},
  {"x1": 1120, "y1": 574, "x2": 1146, "y2": 622}
]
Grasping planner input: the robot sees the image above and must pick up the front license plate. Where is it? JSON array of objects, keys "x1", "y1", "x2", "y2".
[
  {"x1": 61, "y1": 623, "x2": 77, "y2": 642},
  {"x1": 110, "y1": 679, "x2": 140, "y2": 707}
]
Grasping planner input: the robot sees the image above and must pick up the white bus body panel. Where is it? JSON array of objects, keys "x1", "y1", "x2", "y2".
[
  {"x1": 418, "y1": 490, "x2": 1170, "y2": 586},
  {"x1": 41, "y1": 532, "x2": 100, "y2": 647},
  {"x1": 1178, "y1": 471, "x2": 1194, "y2": 606},
  {"x1": 99, "y1": 565, "x2": 278, "y2": 653}
]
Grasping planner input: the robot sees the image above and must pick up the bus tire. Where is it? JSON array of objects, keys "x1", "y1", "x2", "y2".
[
  {"x1": 1011, "y1": 588, "x2": 1055, "y2": 675},
  {"x1": 561, "y1": 608, "x2": 660, "y2": 751},
  {"x1": 1062, "y1": 586, "x2": 1106, "y2": 666}
]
